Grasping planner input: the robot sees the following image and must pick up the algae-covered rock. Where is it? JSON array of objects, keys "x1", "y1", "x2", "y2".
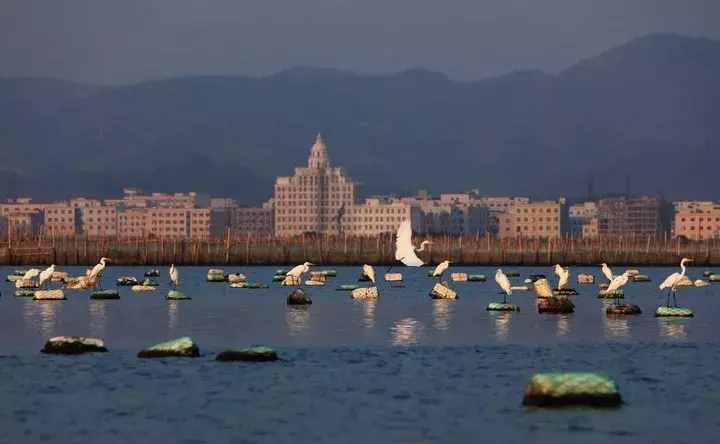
[
  {"x1": 522, "y1": 372, "x2": 622, "y2": 407},
  {"x1": 655, "y1": 306, "x2": 694, "y2": 317},
  {"x1": 537, "y1": 297, "x2": 574, "y2": 314},
  {"x1": 606, "y1": 304, "x2": 642, "y2": 315},
  {"x1": 430, "y1": 282, "x2": 458, "y2": 300},
  {"x1": 91, "y1": 289, "x2": 120, "y2": 300},
  {"x1": 167, "y1": 290, "x2": 191, "y2": 300},
  {"x1": 467, "y1": 274, "x2": 487, "y2": 282},
  {"x1": 287, "y1": 289, "x2": 312, "y2": 305},
  {"x1": 597, "y1": 289, "x2": 624, "y2": 299},
  {"x1": 487, "y1": 302, "x2": 520, "y2": 312},
  {"x1": 137, "y1": 337, "x2": 199, "y2": 358},
  {"x1": 632, "y1": 274, "x2": 651, "y2": 282},
  {"x1": 41, "y1": 336, "x2": 108, "y2": 355},
  {"x1": 336, "y1": 284, "x2": 360, "y2": 291},
  {"x1": 216, "y1": 346, "x2": 279, "y2": 362},
  {"x1": 15, "y1": 289, "x2": 36, "y2": 298},
  {"x1": 33, "y1": 290, "x2": 66, "y2": 301},
  {"x1": 144, "y1": 269, "x2": 160, "y2": 277}
]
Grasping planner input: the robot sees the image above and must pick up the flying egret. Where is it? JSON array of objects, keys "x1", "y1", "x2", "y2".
[
  {"x1": 431, "y1": 260, "x2": 450, "y2": 282},
  {"x1": 169, "y1": 264, "x2": 179, "y2": 288},
  {"x1": 601, "y1": 263, "x2": 614, "y2": 283},
  {"x1": 38, "y1": 264, "x2": 55, "y2": 289},
  {"x1": 659, "y1": 257, "x2": 694, "y2": 307},
  {"x1": 394, "y1": 220, "x2": 431, "y2": 267},
  {"x1": 554, "y1": 264, "x2": 570, "y2": 290},
  {"x1": 284, "y1": 261, "x2": 314, "y2": 286},
  {"x1": 605, "y1": 271, "x2": 630, "y2": 304},
  {"x1": 88, "y1": 257, "x2": 111, "y2": 287},
  {"x1": 495, "y1": 269, "x2": 512, "y2": 304},
  {"x1": 362, "y1": 264, "x2": 376, "y2": 287}
]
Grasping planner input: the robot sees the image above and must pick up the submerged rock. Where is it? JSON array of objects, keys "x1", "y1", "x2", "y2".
[
  {"x1": 137, "y1": 337, "x2": 199, "y2": 358},
  {"x1": 523, "y1": 372, "x2": 622, "y2": 407},
  {"x1": 606, "y1": 304, "x2": 642, "y2": 315},
  {"x1": 216, "y1": 346, "x2": 279, "y2": 362},
  {"x1": 655, "y1": 306, "x2": 694, "y2": 317},
  {"x1": 166, "y1": 290, "x2": 191, "y2": 300},
  {"x1": 430, "y1": 282, "x2": 458, "y2": 300},
  {"x1": 33, "y1": 290, "x2": 66, "y2": 301},
  {"x1": 487, "y1": 302, "x2": 520, "y2": 312},
  {"x1": 537, "y1": 297, "x2": 574, "y2": 314},
  {"x1": 287, "y1": 289, "x2": 312, "y2": 305},
  {"x1": 41, "y1": 336, "x2": 107, "y2": 355},
  {"x1": 91, "y1": 289, "x2": 120, "y2": 300}
]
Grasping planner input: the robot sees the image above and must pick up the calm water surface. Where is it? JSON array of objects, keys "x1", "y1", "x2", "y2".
[{"x1": 1, "y1": 265, "x2": 719, "y2": 443}]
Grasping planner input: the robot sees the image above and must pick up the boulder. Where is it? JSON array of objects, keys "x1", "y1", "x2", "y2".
[
  {"x1": 229, "y1": 282, "x2": 247, "y2": 288},
  {"x1": 144, "y1": 269, "x2": 160, "y2": 277},
  {"x1": 430, "y1": 282, "x2": 458, "y2": 300},
  {"x1": 384, "y1": 273, "x2": 403, "y2": 282},
  {"x1": 532, "y1": 279, "x2": 554, "y2": 298},
  {"x1": 351, "y1": 287, "x2": 379, "y2": 300},
  {"x1": 537, "y1": 297, "x2": 574, "y2": 314},
  {"x1": 710, "y1": 274, "x2": 720, "y2": 283},
  {"x1": 598, "y1": 289, "x2": 624, "y2": 299},
  {"x1": 487, "y1": 302, "x2": 520, "y2": 312},
  {"x1": 227, "y1": 273, "x2": 247, "y2": 284},
  {"x1": 336, "y1": 284, "x2": 360, "y2": 291},
  {"x1": 694, "y1": 279, "x2": 710, "y2": 288},
  {"x1": 281, "y1": 275, "x2": 301, "y2": 286},
  {"x1": 632, "y1": 274, "x2": 651, "y2": 283},
  {"x1": 287, "y1": 289, "x2": 312, "y2": 305},
  {"x1": 606, "y1": 304, "x2": 642, "y2": 315},
  {"x1": 216, "y1": 346, "x2": 279, "y2": 362},
  {"x1": 319, "y1": 270, "x2": 337, "y2": 277},
  {"x1": 116, "y1": 276, "x2": 139, "y2": 286},
  {"x1": 577, "y1": 273, "x2": 595, "y2": 284},
  {"x1": 41, "y1": 336, "x2": 108, "y2": 355},
  {"x1": 451, "y1": 272, "x2": 468, "y2": 282},
  {"x1": 167, "y1": 290, "x2": 191, "y2": 300},
  {"x1": 655, "y1": 306, "x2": 694, "y2": 317},
  {"x1": 304, "y1": 280, "x2": 325, "y2": 286},
  {"x1": 467, "y1": 274, "x2": 487, "y2": 282},
  {"x1": 15, "y1": 289, "x2": 36, "y2": 298},
  {"x1": 131, "y1": 285, "x2": 156, "y2": 292},
  {"x1": 142, "y1": 278, "x2": 159, "y2": 287},
  {"x1": 522, "y1": 373, "x2": 622, "y2": 407},
  {"x1": 90, "y1": 289, "x2": 120, "y2": 300},
  {"x1": 137, "y1": 337, "x2": 199, "y2": 358},
  {"x1": 308, "y1": 272, "x2": 327, "y2": 282},
  {"x1": 15, "y1": 279, "x2": 38, "y2": 289},
  {"x1": 206, "y1": 269, "x2": 226, "y2": 282},
  {"x1": 33, "y1": 290, "x2": 66, "y2": 301}
]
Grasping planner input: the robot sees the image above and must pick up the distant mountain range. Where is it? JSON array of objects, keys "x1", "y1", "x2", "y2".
[{"x1": 1, "y1": 33, "x2": 718, "y2": 203}]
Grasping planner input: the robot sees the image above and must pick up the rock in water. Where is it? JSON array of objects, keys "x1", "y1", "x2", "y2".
[
  {"x1": 351, "y1": 287, "x2": 379, "y2": 300},
  {"x1": 467, "y1": 274, "x2": 486, "y2": 282},
  {"x1": 131, "y1": 285, "x2": 156, "y2": 292},
  {"x1": 451, "y1": 273, "x2": 468, "y2": 282},
  {"x1": 15, "y1": 289, "x2": 35, "y2": 298},
  {"x1": 336, "y1": 284, "x2": 360, "y2": 291},
  {"x1": 41, "y1": 336, "x2": 108, "y2": 355},
  {"x1": 655, "y1": 306, "x2": 694, "y2": 317},
  {"x1": 91, "y1": 289, "x2": 120, "y2": 300},
  {"x1": 137, "y1": 337, "x2": 199, "y2": 358},
  {"x1": 167, "y1": 290, "x2": 191, "y2": 300},
  {"x1": 597, "y1": 289, "x2": 624, "y2": 299},
  {"x1": 537, "y1": 297, "x2": 575, "y2": 314},
  {"x1": 487, "y1": 302, "x2": 520, "y2": 312},
  {"x1": 430, "y1": 283, "x2": 458, "y2": 300},
  {"x1": 206, "y1": 269, "x2": 226, "y2": 282},
  {"x1": 33, "y1": 290, "x2": 66, "y2": 301},
  {"x1": 287, "y1": 289, "x2": 312, "y2": 305},
  {"x1": 384, "y1": 272, "x2": 403, "y2": 282},
  {"x1": 216, "y1": 346, "x2": 279, "y2": 362},
  {"x1": 606, "y1": 304, "x2": 642, "y2": 315},
  {"x1": 522, "y1": 372, "x2": 622, "y2": 407}
]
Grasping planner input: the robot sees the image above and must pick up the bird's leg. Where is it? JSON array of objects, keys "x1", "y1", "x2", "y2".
[
  {"x1": 665, "y1": 290, "x2": 671, "y2": 307},
  {"x1": 672, "y1": 290, "x2": 678, "y2": 307},
  {"x1": 503, "y1": 293, "x2": 507, "y2": 304}
]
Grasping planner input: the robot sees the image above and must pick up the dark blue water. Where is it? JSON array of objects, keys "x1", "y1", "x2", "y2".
[{"x1": 1, "y1": 265, "x2": 719, "y2": 443}]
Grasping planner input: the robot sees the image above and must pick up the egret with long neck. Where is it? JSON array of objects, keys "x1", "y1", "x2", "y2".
[{"x1": 659, "y1": 257, "x2": 693, "y2": 307}]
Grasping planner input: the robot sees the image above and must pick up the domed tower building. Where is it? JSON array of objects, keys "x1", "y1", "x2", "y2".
[{"x1": 274, "y1": 134, "x2": 356, "y2": 236}]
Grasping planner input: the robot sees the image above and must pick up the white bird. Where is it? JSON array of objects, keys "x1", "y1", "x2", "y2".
[
  {"x1": 169, "y1": 264, "x2": 179, "y2": 288},
  {"x1": 362, "y1": 264, "x2": 376, "y2": 286},
  {"x1": 605, "y1": 271, "x2": 630, "y2": 303},
  {"x1": 554, "y1": 264, "x2": 570, "y2": 290},
  {"x1": 38, "y1": 264, "x2": 55, "y2": 289},
  {"x1": 87, "y1": 257, "x2": 110, "y2": 287},
  {"x1": 394, "y1": 220, "x2": 431, "y2": 267},
  {"x1": 431, "y1": 260, "x2": 450, "y2": 282},
  {"x1": 659, "y1": 257, "x2": 694, "y2": 307},
  {"x1": 495, "y1": 269, "x2": 512, "y2": 303},
  {"x1": 601, "y1": 263, "x2": 614, "y2": 283},
  {"x1": 285, "y1": 261, "x2": 314, "y2": 285},
  {"x1": 22, "y1": 268, "x2": 40, "y2": 281},
  {"x1": 16, "y1": 268, "x2": 40, "y2": 289}
]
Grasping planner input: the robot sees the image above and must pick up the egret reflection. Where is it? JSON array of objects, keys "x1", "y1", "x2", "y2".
[
  {"x1": 432, "y1": 300, "x2": 454, "y2": 331},
  {"x1": 168, "y1": 300, "x2": 179, "y2": 329},
  {"x1": 658, "y1": 318, "x2": 688, "y2": 340},
  {"x1": 556, "y1": 315, "x2": 570, "y2": 337},
  {"x1": 88, "y1": 300, "x2": 107, "y2": 337},
  {"x1": 355, "y1": 299, "x2": 376, "y2": 329},
  {"x1": 286, "y1": 306, "x2": 311, "y2": 335},
  {"x1": 391, "y1": 318, "x2": 423, "y2": 346},
  {"x1": 23, "y1": 299, "x2": 62, "y2": 338},
  {"x1": 603, "y1": 316, "x2": 630, "y2": 339},
  {"x1": 491, "y1": 312, "x2": 511, "y2": 341}
]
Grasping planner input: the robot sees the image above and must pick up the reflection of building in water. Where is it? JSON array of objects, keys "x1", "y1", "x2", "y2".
[
  {"x1": 491, "y1": 313, "x2": 511, "y2": 341},
  {"x1": 23, "y1": 299, "x2": 62, "y2": 338},
  {"x1": 391, "y1": 318, "x2": 423, "y2": 346},
  {"x1": 358, "y1": 300, "x2": 376, "y2": 329},
  {"x1": 658, "y1": 319, "x2": 688, "y2": 340},
  {"x1": 556, "y1": 315, "x2": 570, "y2": 337},
  {"x1": 432, "y1": 300, "x2": 454, "y2": 331},
  {"x1": 286, "y1": 306, "x2": 311, "y2": 335},
  {"x1": 89, "y1": 301, "x2": 107, "y2": 337},
  {"x1": 167, "y1": 301, "x2": 179, "y2": 330}
]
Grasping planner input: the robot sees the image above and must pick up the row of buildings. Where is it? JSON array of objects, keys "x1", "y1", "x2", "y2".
[{"x1": 1, "y1": 135, "x2": 717, "y2": 240}]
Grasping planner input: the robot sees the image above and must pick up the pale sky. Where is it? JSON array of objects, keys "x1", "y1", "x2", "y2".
[{"x1": 1, "y1": 0, "x2": 718, "y2": 84}]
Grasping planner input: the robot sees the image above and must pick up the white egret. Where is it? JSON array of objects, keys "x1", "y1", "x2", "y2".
[
  {"x1": 16, "y1": 268, "x2": 40, "y2": 289},
  {"x1": 38, "y1": 264, "x2": 56, "y2": 289},
  {"x1": 659, "y1": 257, "x2": 694, "y2": 307},
  {"x1": 554, "y1": 264, "x2": 570, "y2": 290},
  {"x1": 394, "y1": 220, "x2": 432, "y2": 267},
  {"x1": 169, "y1": 264, "x2": 179, "y2": 288},
  {"x1": 22, "y1": 268, "x2": 40, "y2": 281},
  {"x1": 87, "y1": 257, "x2": 111, "y2": 287},
  {"x1": 606, "y1": 271, "x2": 630, "y2": 304},
  {"x1": 601, "y1": 263, "x2": 614, "y2": 283},
  {"x1": 284, "y1": 261, "x2": 314, "y2": 286},
  {"x1": 431, "y1": 260, "x2": 451, "y2": 282},
  {"x1": 362, "y1": 264, "x2": 376, "y2": 286},
  {"x1": 495, "y1": 269, "x2": 512, "y2": 304}
]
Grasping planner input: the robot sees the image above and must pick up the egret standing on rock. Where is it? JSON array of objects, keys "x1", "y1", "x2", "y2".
[
  {"x1": 394, "y1": 220, "x2": 432, "y2": 267},
  {"x1": 169, "y1": 264, "x2": 179, "y2": 288},
  {"x1": 38, "y1": 264, "x2": 55, "y2": 289},
  {"x1": 285, "y1": 261, "x2": 314, "y2": 286},
  {"x1": 659, "y1": 257, "x2": 693, "y2": 307},
  {"x1": 432, "y1": 260, "x2": 450, "y2": 283},
  {"x1": 495, "y1": 269, "x2": 512, "y2": 304},
  {"x1": 606, "y1": 271, "x2": 630, "y2": 305},
  {"x1": 362, "y1": 264, "x2": 376, "y2": 287},
  {"x1": 554, "y1": 264, "x2": 570, "y2": 290},
  {"x1": 88, "y1": 257, "x2": 111, "y2": 288}
]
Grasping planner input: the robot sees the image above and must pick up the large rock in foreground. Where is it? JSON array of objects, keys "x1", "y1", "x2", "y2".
[
  {"x1": 287, "y1": 289, "x2": 312, "y2": 305},
  {"x1": 41, "y1": 336, "x2": 108, "y2": 355},
  {"x1": 537, "y1": 297, "x2": 575, "y2": 314},
  {"x1": 216, "y1": 346, "x2": 279, "y2": 362},
  {"x1": 137, "y1": 337, "x2": 200, "y2": 358},
  {"x1": 523, "y1": 372, "x2": 622, "y2": 407}
]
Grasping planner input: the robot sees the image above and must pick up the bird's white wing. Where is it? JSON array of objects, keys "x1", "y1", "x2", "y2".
[
  {"x1": 88, "y1": 263, "x2": 102, "y2": 280},
  {"x1": 606, "y1": 275, "x2": 628, "y2": 293},
  {"x1": 363, "y1": 264, "x2": 375, "y2": 284},
  {"x1": 602, "y1": 265, "x2": 614, "y2": 282},
  {"x1": 495, "y1": 271, "x2": 512, "y2": 295},
  {"x1": 22, "y1": 269, "x2": 39, "y2": 280},
  {"x1": 395, "y1": 220, "x2": 423, "y2": 266},
  {"x1": 659, "y1": 272, "x2": 681, "y2": 290},
  {"x1": 286, "y1": 264, "x2": 305, "y2": 277}
]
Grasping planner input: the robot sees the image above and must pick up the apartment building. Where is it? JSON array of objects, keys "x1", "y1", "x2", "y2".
[
  {"x1": 673, "y1": 201, "x2": 720, "y2": 240},
  {"x1": 596, "y1": 197, "x2": 662, "y2": 237},
  {"x1": 497, "y1": 199, "x2": 564, "y2": 239},
  {"x1": 340, "y1": 198, "x2": 412, "y2": 236}
]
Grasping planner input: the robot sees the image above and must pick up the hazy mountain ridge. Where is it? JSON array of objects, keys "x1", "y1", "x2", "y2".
[{"x1": 0, "y1": 33, "x2": 718, "y2": 202}]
